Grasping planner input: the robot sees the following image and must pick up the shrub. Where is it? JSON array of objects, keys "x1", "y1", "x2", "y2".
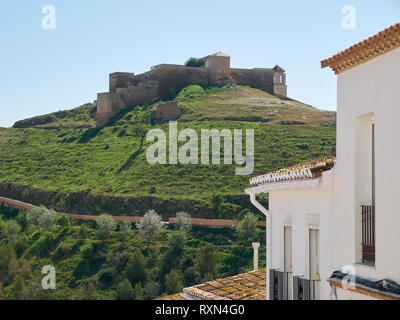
[
  {"x1": 98, "y1": 268, "x2": 118, "y2": 288},
  {"x1": 176, "y1": 85, "x2": 205, "y2": 102},
  {"x1": 183, "y1": 267, "x2": 197, "y2": 287},
  {"x1": 144, "y1": 281, "x2": 160, "y2": 299},
  {"x1": 27, "y1": 206, "x2": 57, "y2": 230},
  {"x1": 119, "y1": 221, "x2": 133, "y2": 236},
  {"x1": 33, "y1": 231, "x2": 55, "y2": 257},
  {"x1": 52, "y1": 243, "x2": 73, "y2": 261},
  {"x1": 126, "y1": 251, "x2": 146, "y2": 285},
  {"x1": 116, "y1": 278, "x2": 134, "y2": 300},
  {"x1": 56, "y1": 213, "x2": 71, "y2": 229},
  {"x1": 96, "y1": 214, "x2": 117, "y2": 238},
  {"x1": 184, "y1": 57, "x2": 206, "y2": 68},
  {"x1": 165, "y1": 269, "x2": 183, "y2": 294},
  {"x1": 134, "y1": 282, "x2": 144, "y2": 300},
  {"x1": 1, "y1": 220, "x2": 21, "y2": 244}
]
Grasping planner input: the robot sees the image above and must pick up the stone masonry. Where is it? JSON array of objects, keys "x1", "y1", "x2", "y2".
[{"x1": 96, "y1": 53, "x2": 287, "y2": 127}]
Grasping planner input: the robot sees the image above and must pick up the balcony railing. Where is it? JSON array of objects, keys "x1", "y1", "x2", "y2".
[
  {"x1": 361, "y1": 205, "x2": 375, "y2": 264},
  {"x1": 293, "y1": 276, "x2": 319, "y2": 300},
  {"x1": 269, "y1": 269, "x2": 292, "y2": 300}
]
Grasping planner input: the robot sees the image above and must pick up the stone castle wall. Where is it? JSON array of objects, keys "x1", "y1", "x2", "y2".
[{"x1": 96, "y1": 54, "x2": 287, "y2": 127}]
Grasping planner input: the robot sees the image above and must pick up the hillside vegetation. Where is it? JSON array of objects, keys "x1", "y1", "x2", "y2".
[
  {"x1": 0, "y1": 205, "x2": 265, "y2": 300},
  {"x1": 0, "y1": 85, "x2": 336, "y2": 218}
]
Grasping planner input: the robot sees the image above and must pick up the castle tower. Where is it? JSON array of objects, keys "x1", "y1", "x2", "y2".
[
  {"x1": 272, "y1": 65, "x2": 287, "y2": 97},
  {"x1": 205, "y1": 53, "x2": 231, "y2": 82}
]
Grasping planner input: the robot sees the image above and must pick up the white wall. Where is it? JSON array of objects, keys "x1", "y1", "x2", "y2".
[
  {"x1": 335, "y1": 46, "x2": 400, "y2": 281},
  {"x1": 268, "y1": 170, "x2": 335, "y2": 299}
]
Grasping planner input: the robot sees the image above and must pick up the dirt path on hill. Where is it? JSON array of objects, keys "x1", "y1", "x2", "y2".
[{"x1": 0, "y1": 196, "x2": 266, "y2": 228}]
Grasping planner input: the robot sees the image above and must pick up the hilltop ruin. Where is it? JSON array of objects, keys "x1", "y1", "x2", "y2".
[{"x1": 97, "y1": 53, "x2": 287, "y2": 127}]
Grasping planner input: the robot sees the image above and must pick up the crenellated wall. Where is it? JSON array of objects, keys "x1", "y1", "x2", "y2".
[{"x1": 96, "y1": 54, "x2": 287, "y2": 127}]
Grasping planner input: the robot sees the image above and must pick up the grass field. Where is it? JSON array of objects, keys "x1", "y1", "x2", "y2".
[{"x1": 0, "y1": 85, "x2": 336, "y2": 218}]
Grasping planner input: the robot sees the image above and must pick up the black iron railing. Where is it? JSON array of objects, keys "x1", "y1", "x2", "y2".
[
  {"x1": 269, "y1": 269, "x2": 292, "y2": 300},
  {"x1": 293, "y1": 276, "x2": 319, "y2": 300},
  {"x1": 361, "y1": 205, "x2": 375, "y2": 264}
]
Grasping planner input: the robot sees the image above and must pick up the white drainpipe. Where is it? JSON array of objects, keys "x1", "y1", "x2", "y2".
[{"x1": 247, "y1": 191, "x2": 272, "y2": 300}]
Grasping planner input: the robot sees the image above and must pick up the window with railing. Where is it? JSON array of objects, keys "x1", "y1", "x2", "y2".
[{"x1": 361, "y1": 205, "x2": 375, "y2": 264}]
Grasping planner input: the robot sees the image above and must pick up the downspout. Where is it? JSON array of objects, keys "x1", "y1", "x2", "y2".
[{"x1": 247, "y1": 191, "x2": 272, "y2": 300}]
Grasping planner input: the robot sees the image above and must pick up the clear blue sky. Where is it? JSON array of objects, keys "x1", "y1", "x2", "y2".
[{"x1": 0, "y1": 0, "x2": 399, "y2": 127}]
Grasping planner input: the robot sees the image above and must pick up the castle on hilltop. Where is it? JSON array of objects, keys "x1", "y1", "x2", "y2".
[{"x1": 96, "y1": 53, "x2": 287, "y2": 127}]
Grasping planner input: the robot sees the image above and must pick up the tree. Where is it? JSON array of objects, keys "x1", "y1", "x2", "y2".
[
  {"x1": 184, "y1": 57, "x2": 206, "y2": 68},
  {"x1": 27, "y1": 206, "x2": 57, "y2": 230},
  {"x1": 56, "y1": 213, "x2": 71, "y2": 229},
  {"x1": 0, "y1": 282, "x2": 4, "y2": 300},
  {"x1": 126, "y1": 251, "x2": 146, "y2": 285},
  {"x1": 210, "y1": 193, "x2": 222, "y2": 216},
  {"x1": 119, "y1": 221, "x2": 133, "y2": 236},
  {"x1": 165, "y1": 269, "x2": 183, "y2": 294},
  {"x1": 183, "y1": 267, "x2": 197, "y2": 287},
  {"x1": 144, "y1": 281, "x2": 160, "y2": 299},
  {"x1": 0, "y1": 244, "x2": 16, "y2": 281},
  {"x1": 96, "y1": 214, "x2": 117, "y2": 238},
  {"x1": 7, "y1": 256, "x2": 19, "y2": 278},
  {"x1": 13, "y1": 275, "x2": 26, "y2": 300},
  {"x1": 137, "y1": 210, "x2": 163, "y2": 247},
  {"x1": 175, "y1": 211, "x2": 191, "y2": 232},
  {"x1": 236, "y1": 212, "x2": 260, "y2": 245},
  {"x1": 132, "y1": 125, "x2": 148, "y2": 150},
  {"x1": 116, "y1": 278, "x2": 134, "y2": 300},
  {"x1": 167, "y1": 230, "x2": 186, "y2": 254},
  {"x1": 1, "y1": 219, "x2": 20, "y2": 245},
  {"x1": 195, "y1": 244, "x2": 219, "y2": 280},
  {"x1": 134, "y1": 282, "x2": 144, "y2": 300}
]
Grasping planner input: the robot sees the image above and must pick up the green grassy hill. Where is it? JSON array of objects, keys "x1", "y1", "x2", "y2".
[{"x1": 0, "y1": 85, "x2": 336, "y2": 218}]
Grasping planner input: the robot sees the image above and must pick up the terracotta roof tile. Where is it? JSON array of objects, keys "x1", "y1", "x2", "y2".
[
  {"x1": 161, "y1": 269, "x2": 266, "y2": 301},
  {"x1": 321, "y1": 22, "x2": 400, "y2": 74}
]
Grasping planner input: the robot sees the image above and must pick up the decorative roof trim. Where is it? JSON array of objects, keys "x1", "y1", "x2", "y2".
[
  {"x1": 249, "y1": 155, "x2": 335, "y2": 187},
  {"x1": 321, "y1": 22, "x2": 400, "y2": 74}
]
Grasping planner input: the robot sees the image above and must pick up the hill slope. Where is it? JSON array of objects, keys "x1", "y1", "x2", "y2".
[{"x1": 0, "y1": 85, "x2": 336, "y2": 218}]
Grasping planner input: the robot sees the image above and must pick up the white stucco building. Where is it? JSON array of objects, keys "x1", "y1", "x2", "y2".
[{"x1": 246, "y1": 22, "x2": 400, "y2": 300}]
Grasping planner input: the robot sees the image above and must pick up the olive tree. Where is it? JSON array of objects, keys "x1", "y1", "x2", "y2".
[
  {"x1": 136, "y1": 210, "x2": 163, "y2": 247},
  {"x1": 175, "y1": 211, "x2": 191, "y2": 233},
  {"x1": 96, "y1": 214, "x2": 117, "y2": 238},
  {"x1": 27, "y1": 206, "x2": 57, "y2": 230}
]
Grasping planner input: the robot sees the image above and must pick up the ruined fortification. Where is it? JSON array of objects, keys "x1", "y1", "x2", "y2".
[{"x1": 96, "y1": 53, "x2": 287, "y2": 127}]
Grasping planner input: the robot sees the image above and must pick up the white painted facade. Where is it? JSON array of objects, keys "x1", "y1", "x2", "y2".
[
  {"x1": 332, "y1": 45, "x2": 400, "y2": 299},
  {"x1": 246, "y1": 42, "x2": 400, "y2": 300}
]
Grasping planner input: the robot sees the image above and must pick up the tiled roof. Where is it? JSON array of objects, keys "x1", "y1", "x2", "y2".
[
  {"x1": 321, "y1": 22, "x2": 400, "y2": 74},
  {"x1": 158, "y1": 293, "x2": 190, "y2": 300},
  {"x1": 250, "y1": 155, "x2": 335, "y2": 187},
  {"x1": 160, "y1": 269, "x2": 266, "y2": 301}
]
